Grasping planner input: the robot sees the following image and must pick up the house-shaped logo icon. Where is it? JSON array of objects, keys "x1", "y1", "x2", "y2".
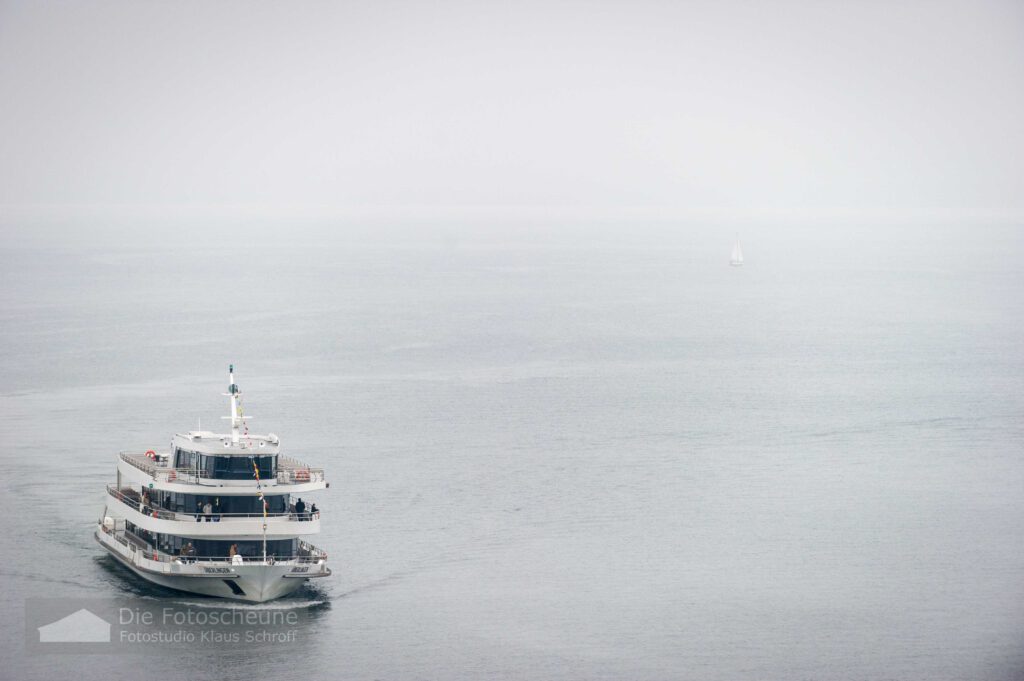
[{"x1": 38, "y1": 608, "x2": 111, "y2": 643}]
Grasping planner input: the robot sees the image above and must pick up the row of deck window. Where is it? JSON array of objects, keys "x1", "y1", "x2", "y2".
[
  {"x1": 154, "y1": 489, "x2": 291, "y2": 515},
  {"x1": 124, "y1": 522, "x2": 297, "y2": 559},
  {"x1": 173, "y1": 448, "x2": 275, "y2": 480}
]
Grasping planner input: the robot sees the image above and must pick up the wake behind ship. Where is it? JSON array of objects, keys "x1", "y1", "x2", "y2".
[{"x1": 95, "y1": 366, "x2": 330, "y2": 602}]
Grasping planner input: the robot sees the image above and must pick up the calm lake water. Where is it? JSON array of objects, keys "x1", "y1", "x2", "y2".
[{"x1": 1, "y1": 221, "x2": 1022, "y2": 680}]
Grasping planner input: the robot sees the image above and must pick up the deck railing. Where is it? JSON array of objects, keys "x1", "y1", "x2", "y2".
[
  {"x1": 106, "y1": 485, "x2": 321, "y2": 522},
  {"x1": 119, "y1": 451, "x2": 325, "y2": 485},
  {"x1": 97, "y1": 524, "x2": 329, "y2": 566},
  {"x1": 277, "y1": 456, "x2": 326, "y2": 484}
]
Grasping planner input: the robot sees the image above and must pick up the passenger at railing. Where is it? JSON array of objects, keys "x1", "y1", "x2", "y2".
[
  {"x1": 195, "y1": 501, "x2": 203, "y2": 522},
  {"x1": 295, "y1": 497, "x2": 306, "y2": 521},
  {"x1": 310, "y1": 503, "x2": 319, "y2": 520},
  {"x1": 202, "y1": 501, "x2": 213, "y2": 522}
]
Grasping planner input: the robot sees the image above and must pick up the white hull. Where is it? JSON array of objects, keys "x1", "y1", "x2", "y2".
[{"x1": 112, "y1": 554, "x2": 307, "y2": 602}]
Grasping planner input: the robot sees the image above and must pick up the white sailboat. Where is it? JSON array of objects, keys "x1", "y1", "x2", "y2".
[{"x1": 730, "y1": 234, "x2": 744, "y2": 267}]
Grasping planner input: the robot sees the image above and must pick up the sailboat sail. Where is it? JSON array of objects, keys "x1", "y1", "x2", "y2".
[{"x1": 730, "y1": 235, "x2": 744, "y2": 266}]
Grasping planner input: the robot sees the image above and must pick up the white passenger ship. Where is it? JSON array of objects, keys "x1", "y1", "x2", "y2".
[{"x1": 96, "y1": 366, "x2": 330, "y2": 602}]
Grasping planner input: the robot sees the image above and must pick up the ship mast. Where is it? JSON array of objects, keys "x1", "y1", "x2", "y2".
[
  {"x1": 222, "y1": 364, "x2": 250, "y2": 443},
  {"x1": 223, "y1": 365, "x2": 267, "y2": 562}
]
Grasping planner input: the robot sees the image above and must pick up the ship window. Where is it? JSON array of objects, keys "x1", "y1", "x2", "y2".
[
  {"x1": 207, "y1": 455, "x2": 275, "y2": 480},
  {"x1": 189, "y1": 538, "x2": 297, "y2": 559},
  {"x1": 175, "y1": 449, "x2": 198, "y2": 469}
]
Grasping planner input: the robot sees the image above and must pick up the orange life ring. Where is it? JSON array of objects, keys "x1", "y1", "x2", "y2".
[{"x1": 146, "y1": 450, "x2": 156, "y2": 458}]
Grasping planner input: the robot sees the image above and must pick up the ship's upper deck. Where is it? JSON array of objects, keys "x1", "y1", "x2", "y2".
[
  {"x1": 118, "y1": 449, "x2": 326, "y2": 494},
  {"x1": 172, "y1": 430, "x2": 281, "y2": 456},
  {"x1": 115, "y1": 366, "x2": 327, "y2": 494}
]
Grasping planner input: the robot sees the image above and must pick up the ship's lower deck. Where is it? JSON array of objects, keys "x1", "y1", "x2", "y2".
[{"x1": 96, "y1": 523, "x2": 330, "y2": 603}]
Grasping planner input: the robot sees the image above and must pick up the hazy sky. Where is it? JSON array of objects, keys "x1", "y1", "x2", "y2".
[{"x1": 1, "y1": 0, "x2": 1022, "y2": 222}]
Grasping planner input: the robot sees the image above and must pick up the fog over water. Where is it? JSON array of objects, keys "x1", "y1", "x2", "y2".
[
  {"x1": 2, "y1": 0, "x2": 1023, "y2": 220},
  {"x1": 2, "y1": 1, "x2": 1023, "y2": 680}
]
